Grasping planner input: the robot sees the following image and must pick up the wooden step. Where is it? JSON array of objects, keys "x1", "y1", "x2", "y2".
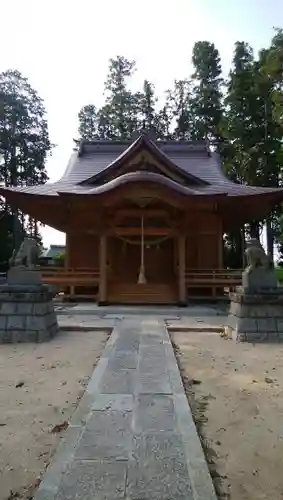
[{"x1": 108, "y1": 283, "x2": 177, "y2": 304}]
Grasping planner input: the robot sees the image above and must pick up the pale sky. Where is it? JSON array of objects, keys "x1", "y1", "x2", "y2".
[{"x1": 1, "y1": 0, "x2": 282, "y2": 247}]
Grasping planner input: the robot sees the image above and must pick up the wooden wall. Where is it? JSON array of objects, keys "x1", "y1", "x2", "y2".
[
  {"x1": 67, "y1": 233, "x2": 99, "y2": 268},
  {"x1": 185, "y1": 213, "x2": 222, "y2": 269},
  {"x1": 65, "y1": 211, "x2": 223, "y2": 272}
]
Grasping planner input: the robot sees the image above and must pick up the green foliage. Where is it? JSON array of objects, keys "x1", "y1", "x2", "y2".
[
  {"x1": 166, "y1": 79, "x2": 194, "y2": 140},
  {"x1": 0, "y1": 69, "x2": 52, "y2": 261},
  {"x1": 54, "y1": 252, "x2": 65, "y2": 261},
  {"x1": 275, "y1": 267, "x2": 283, "y2": 282},
  {"x1": 54, "y1": 252, "x2": 65, "y2": 267},
  {"x1": 78, "y1": 105, "x2": 100, "y2": 141},
  {"x1": 191, "y1": 41, "x2": 224, "y2": 144},
  {"x1": 75, "y1": 32, "x2": 283, "y2": 264},
  {"x1": 0, "y1": 70, "x2": 52, "y2": 187},
  {"x1": 0, "y1": 211, "x2": 24, "y2": 270}
]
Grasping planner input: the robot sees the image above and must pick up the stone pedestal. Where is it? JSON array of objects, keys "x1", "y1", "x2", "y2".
[
  {"x1": 0, "y1": 283, "x2": 59, "y2": 343},
  {"x1": 227, "y1": 287, "x2": 283, "y2": 342}
]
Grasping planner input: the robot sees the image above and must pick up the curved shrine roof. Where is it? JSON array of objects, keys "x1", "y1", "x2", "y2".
[{"x1": 1, "y1": 134, "x2": 283, "y2": 200}]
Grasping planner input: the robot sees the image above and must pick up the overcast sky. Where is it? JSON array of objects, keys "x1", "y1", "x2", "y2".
[{"x1": 1, "y1": 0, "x2": 282, "y2": 247}]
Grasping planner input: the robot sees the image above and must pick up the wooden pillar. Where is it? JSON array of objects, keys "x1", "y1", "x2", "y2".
[
  {"x1": 98, "y1": 233, "x2": 107, "y2": 304},
  {"x1": 178, "y1": 234, "x2": 187, "y2": 305},
  {"x1": 65, "y1": 233, "x2": 70, "y2": 270}
]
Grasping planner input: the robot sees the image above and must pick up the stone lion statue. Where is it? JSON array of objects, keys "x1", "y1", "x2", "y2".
[
  {"x1": 245, "y1": 238, "x2": 273, "y2": 272},
  {"x1": 9, "y1": 237, "x2": 40, "y2": 269}
]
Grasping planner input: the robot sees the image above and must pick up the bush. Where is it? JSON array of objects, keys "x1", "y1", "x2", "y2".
[
  {"x1": 54, "y1": 252, "x2": 65, "y2": 266},
  {"x1": 275, "y1": 267, "x2": 283, "y2": 283}
]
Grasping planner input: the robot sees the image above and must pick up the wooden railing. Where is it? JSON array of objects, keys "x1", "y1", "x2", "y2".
[
  {"x1": 39, "y1": 266, "x2": 243, "y2": 302},
  {"x1": 185, "y1": 269, "x2": 242, "y2": 299},
  {"x1": 40, "y1": 267, "x2": 100, "y2": 300}
]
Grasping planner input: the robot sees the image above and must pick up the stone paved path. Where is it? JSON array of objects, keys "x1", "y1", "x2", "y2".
[{"x1": 35, "y1": 318, "x2": 216, "y2": 500}]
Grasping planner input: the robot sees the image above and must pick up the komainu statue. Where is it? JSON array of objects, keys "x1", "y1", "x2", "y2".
[
  {"x1": 9, "y1": 238, "x2": 40, "y2": 269},
  {"x1": 245, "y1": 238, "x2": 273, "y2": 272}
]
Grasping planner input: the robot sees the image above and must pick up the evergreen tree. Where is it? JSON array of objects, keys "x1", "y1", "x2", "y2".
[
  {"x1": 166, "y1": 79, "x2": 194, "y2": 140},
  {"x1": 154, "y1": 104, "x2": 172, "y2": 140},
  {"x1": 191, "y1": 41, "x2": 224, "y2": 145},
  {"x1": 225, "y1": 37, "x2": 283, "y2": 256},
  {"x1": 103, "y1": 56, "x2": 139, "y2": 139},
  {"x1": 224, "y1": 42, "x2": 255, "y2": 182},
  {"x1": 0, "y1": 69, "x2": 52, "y2": 254},
  {"x1": 77, "y1": 104, "x2": 100, "y2": 140},
  {"x1": 138, "y1": 80, "x2": 157, "y2": 133},
  {"x1": 258, "y1": 29, "x2": 283, "y2": 259}
]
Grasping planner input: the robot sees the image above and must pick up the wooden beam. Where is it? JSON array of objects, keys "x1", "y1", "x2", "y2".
[
  {"x1": 107, "y1": 227, "x2": 176, "y2": 236},
  {"x1": 111, "y1": 208, "x2": 171, "y2": 221}
]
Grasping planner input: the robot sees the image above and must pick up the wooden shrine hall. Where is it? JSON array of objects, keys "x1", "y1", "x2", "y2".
[{"x1": 2, "y1": 133, "x2": 283, "y2": 305}]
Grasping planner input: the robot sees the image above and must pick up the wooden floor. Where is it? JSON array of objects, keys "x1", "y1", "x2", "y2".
[{"x1": 40, "y1": 267, "x2": 242, "y2": 303}]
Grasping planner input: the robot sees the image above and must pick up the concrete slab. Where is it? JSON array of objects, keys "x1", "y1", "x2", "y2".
[
  {"x1": 55, "y1": 303, "x2": 225, "y2": 317},
  {"x1": 34, "y1": 318, "x2": 217, "y2": 500},
  {"x1": 166, "y1": 315, "x2": 227, "y2": 332}
]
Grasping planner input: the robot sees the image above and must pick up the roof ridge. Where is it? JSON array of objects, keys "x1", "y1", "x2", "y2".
[{"x1": 79, "y1": 134, "x2": 209, "y2": 187}]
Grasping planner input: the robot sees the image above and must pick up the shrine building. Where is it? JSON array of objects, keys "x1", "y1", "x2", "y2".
[{"x1": 1, "y1": 133, "x2": 283, "y2": 305}]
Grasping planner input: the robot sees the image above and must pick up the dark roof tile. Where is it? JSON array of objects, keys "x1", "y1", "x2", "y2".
[{"x1": 2, "y1": 136, "x2": 283, "y2": 199}]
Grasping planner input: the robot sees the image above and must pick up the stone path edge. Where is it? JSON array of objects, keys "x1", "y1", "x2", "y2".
[
  {"x1": 167, "y1": 325, "x2": 223, "y2": 333},
  {"x1": 33, "y1": 326, "x2": 118, "y2": 500},
  {"x1": 163, "y1": 324, "x2": 217, "y2": 500},
  {"x1": 59, "y1": 325, "x2": 113, "y2": 332}
]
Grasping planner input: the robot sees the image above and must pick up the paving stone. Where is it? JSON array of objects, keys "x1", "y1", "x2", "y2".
[
  {"x1": 91, "y1": 394, "x2": 134, "y2": 411},
  {"x1": 138, "y1": 357, "x2": 168, "y2": 376},
  {"x1": 134, "y1": 394, "x2": 176, "y2": 432},
  {"x1": 139, "y1": 344, "x2": 166, "y2": 358},
  {"x1": 140, "y1": 334, "x2": 164, "y2": 346},
  {"x1": 137, "y1": 372, "x2": 172, "y2": 394},
  {"x1": 85, "y1": 410, "x2": 132, "y2": 433},
  {"x1": 75, "y1": 411, "x2": 132, "y2": 460},
  {"x1": 56, "y1": 460, "x2": 127, "y2": 500},
  {"x1": 132, "y1": 432, "x2": 185, "y2": 460},
  {"x1": 114, "y1": 337, "x2": 139, "y2": 353},
  {"x1": 75, "y1": 429, "x2": 131, "y2": 460},
  {"x1": 99, "y1": 369, "x2": 136, "y2": 394},
  {"x1": 107, "y1": 354, "x2": 138, "y2": 370},
  {"x1": 127, "y1": 456, "x2": 193, "y2": 500}
]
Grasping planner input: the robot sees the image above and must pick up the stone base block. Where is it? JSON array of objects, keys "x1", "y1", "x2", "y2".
[
  {"x1": 227, "y1": 289, "x2": 283, "y2": 343},
  {"x1": 0, "y1": 283, "x2": 59, "y2": 343},
  {"x1": 7, "y1": 267, "x2": 42, "y2": 285}
]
